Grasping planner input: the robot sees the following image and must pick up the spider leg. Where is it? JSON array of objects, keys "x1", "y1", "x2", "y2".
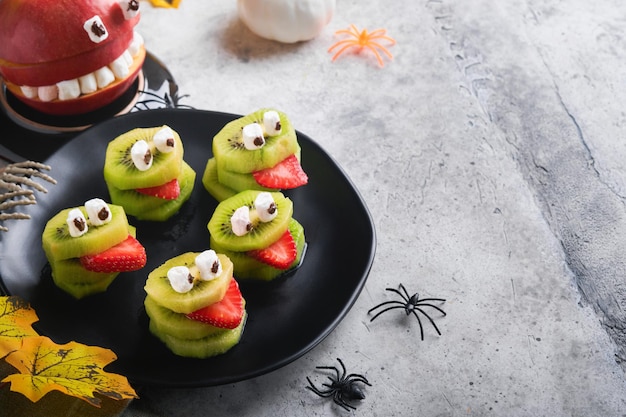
[
  {"x1": 396, "y1": 284, "x2": 411, "y2": 301},
  {"x1": 328, "y1": 39, "x2": 357, "y2": 53},
  {"x1": 368, "y1": 300, "x2": 405, "y2": 314},
  {"x1": 344, "y1": 373, "x2": 372, "y2": 386},
  {"x1": 367, "y1": 32, "x2": 397, "y2": 45},
  {"x1": 410, "y1": 309, "x2": 426, "y2": 340},
  {"x1": 306, "y1": 377, "x2": 334, "y2": 397},
  {"x1": 416, "y1": 301, "x2": 447, "y2": 316},
  {"x1": 416, "y1": 307, "x2": 443, "y2": 337},
  {"x1": 329, "y1": 43, "x2": 361, "y2": 62},
  {"x1": 368, "y1": 41, "x2": 394, "y2": 59},
  {"x1": 334, "y1": 391, "x2": 356, "y2": 411},
  {"x1": 368, "y1": 304, "x2": 407, "y2": 322},
  {"x1": 364, "y1": 43, "x2": 391, "y2": 67},
  {"x1": 336, "y1": 358, "x2": 348, "y2": 380}
]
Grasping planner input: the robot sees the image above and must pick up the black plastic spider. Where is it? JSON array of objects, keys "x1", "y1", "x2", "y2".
[
  {"x1": 368, "y1": 283, "x2": 446, "y2": 340},
  {"x1": 133, "y1": 90, "x2": 194, "y2": 111},
  {"x1": 306, "y1": 357, "x2": 371, "y2": 412}
]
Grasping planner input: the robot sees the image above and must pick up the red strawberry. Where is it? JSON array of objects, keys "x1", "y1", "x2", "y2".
[
  {"x1": 186, "y1": 278, "x2": 244, "y2": 329},
  {"x1": 135, "y1": 178, "x2": 180, "y2": 200},
  {"x1": 252, "y1": 154, "x2": 308, "y2": 189},
  {"x1": 80, "y1": 235, "x2": 147, "y2": 273},
  {"x1": 247, "y1": 230, "x2": 297, "y2": 269}
]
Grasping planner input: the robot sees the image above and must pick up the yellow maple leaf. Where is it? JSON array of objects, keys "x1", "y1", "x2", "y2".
[
  {"x1": 0, "y1": 296, "x2": 39, "y2": 358},
  {"x1": 2, "y1": 336, "x2": 138, "y2": 406},
  {"x1": 144, "y1": 0, "x2": 182, "y2": 8}
]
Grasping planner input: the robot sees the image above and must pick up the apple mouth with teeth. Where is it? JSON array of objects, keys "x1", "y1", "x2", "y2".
[{"x1": 0, "y1": 0, "x2": 146, "y2": 116}]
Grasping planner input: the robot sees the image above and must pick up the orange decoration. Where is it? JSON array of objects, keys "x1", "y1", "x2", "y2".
[{"x1": 328, "y1": 24, "x2": 396, "y2": 67}]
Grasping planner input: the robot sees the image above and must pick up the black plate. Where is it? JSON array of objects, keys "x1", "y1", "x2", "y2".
[{"x1": 0, "y1": 109, "x2": 376, "y2": 387}]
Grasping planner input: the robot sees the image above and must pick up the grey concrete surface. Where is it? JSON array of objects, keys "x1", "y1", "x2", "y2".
[{"x1": 118, "y1": 0, "x2": 626, "y2": 415}]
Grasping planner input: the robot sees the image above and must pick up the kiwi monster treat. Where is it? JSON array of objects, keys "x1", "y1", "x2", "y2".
[
  {"x1": 208, "y1": 190, "x2": 306, "y2": 281},
  {"x1": 202, "y1": 108, "x2": 308, "y2": 201},
  {"x1": 104, "y1": 125, "x2": 196, "y2": 221},
  {"x1": 42, "y1": 199, "x2": 147, "y2": 299},
  {"x1": 144, "y1": 250, "x2": 246, "y2": 358}
]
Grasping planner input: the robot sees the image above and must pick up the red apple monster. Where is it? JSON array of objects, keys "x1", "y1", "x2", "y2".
[{"x1": 0, "y1": 0, "x2": 145, "y2": 115}]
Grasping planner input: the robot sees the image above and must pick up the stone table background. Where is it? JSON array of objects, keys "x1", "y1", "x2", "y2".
[
  {"x1": 4, "y1": 0, "x2": 626, "y2": 415},
  {"x1": 125, "y1": 1, "x2": 626, "y2": 416}
]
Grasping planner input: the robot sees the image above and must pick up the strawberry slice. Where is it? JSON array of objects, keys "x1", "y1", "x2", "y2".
[
  {"x1": 80, "y1": 235, "x2": 147, "y2": 273},
  {"x1": 186, "y1": 278, "x2": 244, "y2": 329},
  {"x1": 252, "y1": 154, "x2": 308, "y2": 189},
  {"x1": 135, "y1": 178, "x2": 180, "y2": 200},
  {"x1": 247, "y1": 230, "x2": 297, "y2": 269}
]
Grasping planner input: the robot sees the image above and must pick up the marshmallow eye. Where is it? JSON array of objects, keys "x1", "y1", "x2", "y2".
[
  {"x1": 131, "y1": 140, "x2": 153, "y2": 171},
  {"x1": 84, "y1": 16, "x2": 109, "y2": 44},
  {"x1": 66, "y1": 208, "x2": 88, "y2": 238},
  {"x1": 119, "y1": 0, "x2": 140, "y2": 20},
  {"x1": 242, "y1": 123, "x2": 266, "y2": 150}
]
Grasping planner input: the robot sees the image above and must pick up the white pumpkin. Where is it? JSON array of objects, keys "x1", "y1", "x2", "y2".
[{"x1": 237, "y1": 0, "x2": 336, "y2": 43}]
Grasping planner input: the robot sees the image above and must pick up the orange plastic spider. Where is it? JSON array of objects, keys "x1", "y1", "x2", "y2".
[{"x1": 328, "y1": 24, "x2": 396, "y2": 67}]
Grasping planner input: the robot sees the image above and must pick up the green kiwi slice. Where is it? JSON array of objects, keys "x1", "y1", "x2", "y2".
[
  {"x1": 144, "y1": 295, "x2": 232, "y2": 340},
  {"x1": 42, "y1": 204, "x2": 130, "y2": 261},
  {"x1": 108, "y1": 161, "x2": 196, "y2": 221},
  {"x1": 50, "y1": 258, "x2": 119, "y2": 285},
  {"x1": 201, "y1": 157, "x2": 238, "y2": 202},
  {"x1": 51, "y1": 270, "x2": 118, "y2": 299},
  {"x1": 148, "y1": 312, "x2": 246, "y2": 358},
  {"x1": 211, "y1": 218, "x2": 306, "y2": 281},
  {"x1": 213, "y1": 109, "x2": 298, "y2": 174},
  {"x1": 104, "y1": 126, "x2": 184, "y2": 190},
  {"x1": 144, "y1": 252, "x2": 233, "y2": 314},
  {"x1": 207, "y1": 190, "x2": 293, "y2": 252}
]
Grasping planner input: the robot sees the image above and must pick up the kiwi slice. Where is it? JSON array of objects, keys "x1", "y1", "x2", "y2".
[
  {"x1": 104, "y1": 126, "x2": 184, "y2": 190},
  {"x1": 201, "y1": 158, "x2": 238, "y2": 202},
  {"x1": 145, "y1": 295, "x2": 237, "y2": 340},
  {"x1": 108, "y1": 161, "x2": 196, "y2": 221},
  {"x1": 42, "y1": 204, "x2": 130, "y2": 261},
  {"x1": 50, "y1": 258, "x2": 119, "y2": 285},
  {"x1": 51, "y1": 270, "x2": 117, "y2": 299},
  {"x1": 211, "y1": 218, "x2": 306, "y2": 281},
  {"x1": 148, "y1": 312, "x2": 246, "y2": 358},
  {"x1": 213, "y1": 109, "x2": 299, "y2": 174},
  {"x1": 207, "y1": 190, "x2": 293, "y2": 252},
  {"x1": 144, "y1": 252, "x2": 233, "y2": 314}
]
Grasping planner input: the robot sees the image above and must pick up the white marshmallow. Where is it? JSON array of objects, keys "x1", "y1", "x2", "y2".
[
  {"x1": 95, "y1": 66, "x2": 115, "y2": 88},
  {"x1": 110, "y1": 54, "x2": 130, "y2": 79},
  {"x1": 254, "y1": 192, "x2": 278, "y2": 223},
  {"x1": 84, "y1": 198, "x2": 112, "y2": 226},
  {"x1": 57, "y1": 79, "x2": 80, "y2": 101},
  {"x1": 20, "y1": 86, "x2": 38, "y2": 99},
  {"x1": 242, "y1": 123, "x2": 265, "y2": 150},
  {"x1": 128, "y1": 31, "x2": 144, "y2": 57},
  {"x1": 122, "y1": 50, "x2": 133, "y2": 66},
  {"x1": 78, "y1": 73, "x2": 98, "y2": 94},
  {"x1": 167, "y1": 266, "x2": 194, "y2": 293},
  {"x1": 83, "y1": 15, "x2": 108, "y2": 43},
  {"x1": 195, "y1": 250, "x2": 222, "y2": 281},
  {"x1": 263, "y1": 111, "x2": 282, "y2": 136},
  {"x1": 131, "y1": 140, "x2": 153, "y2": 171},
  {"x1": 38, "y1": 85, "x2": 58, "y2": 102},
  {"x1": 66, "y1": 208, "x2": 88, "y2": 237},
  {"x1": 153, "y1": 126, "x2": 176, "y2": 153},
  {"x1": 118, "y1": 0, "x2": 140, "y2": 20},
  {"x1": 231, "y1": 206, "x2": 252, "y2": 236}
]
